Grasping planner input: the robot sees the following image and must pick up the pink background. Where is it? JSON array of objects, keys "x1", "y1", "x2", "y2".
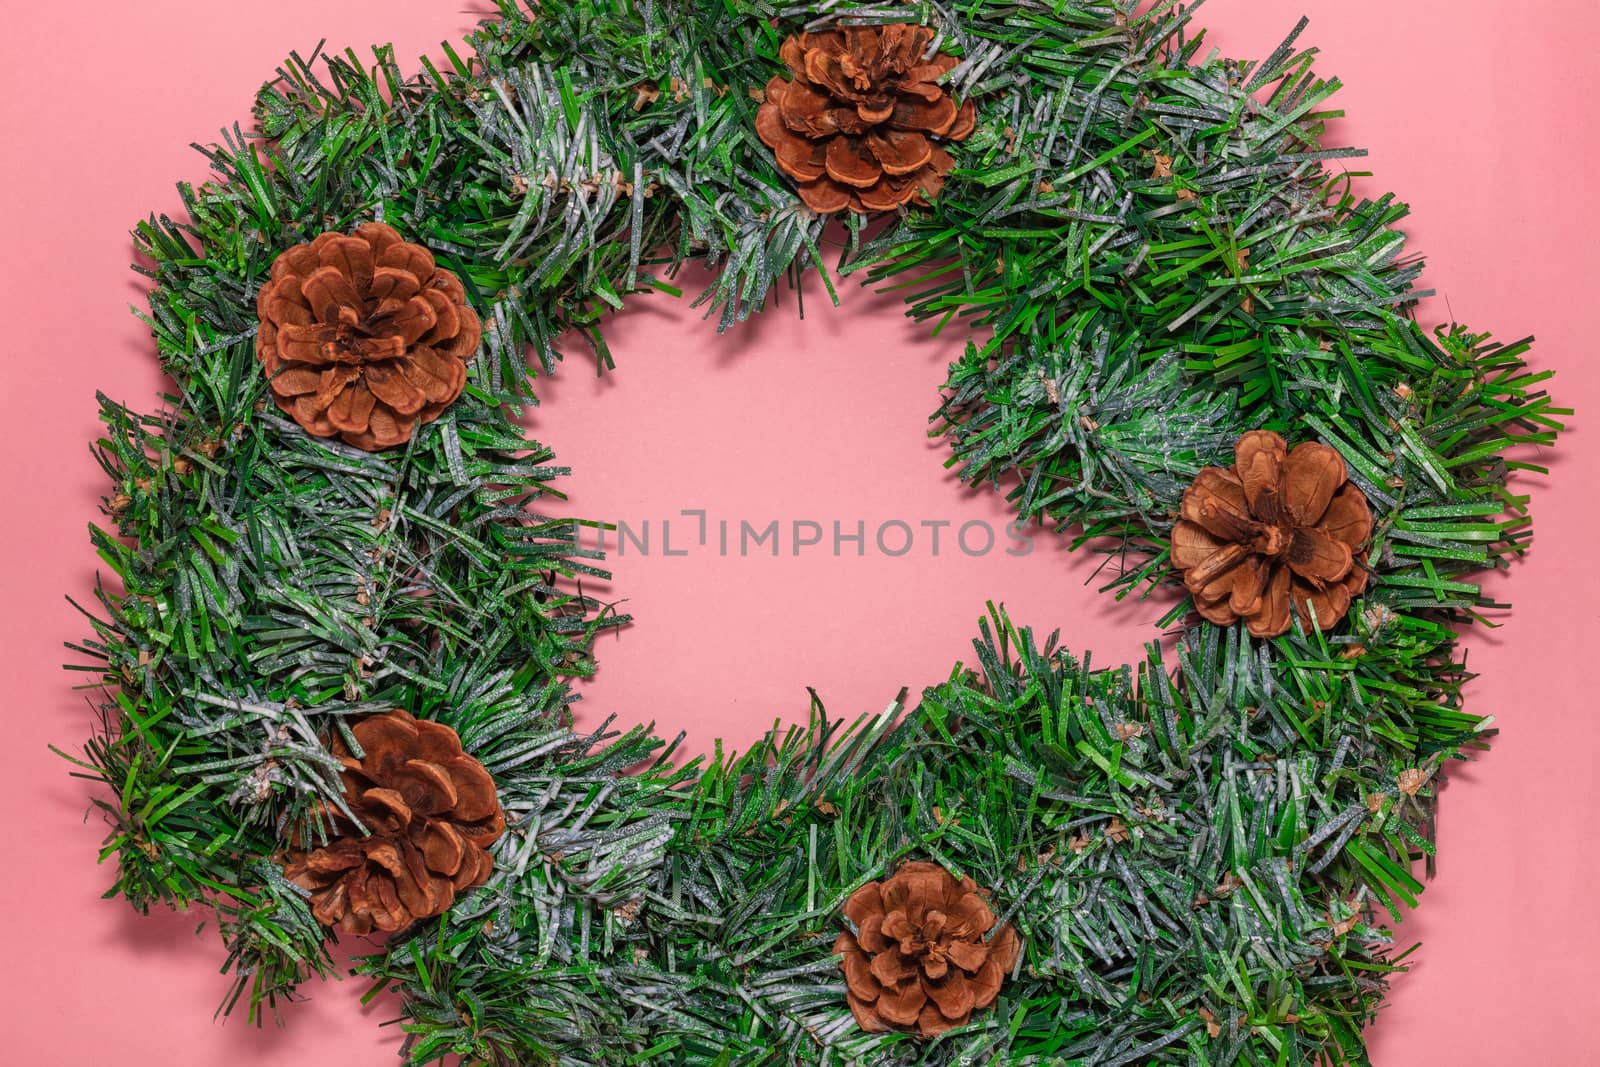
[{"x1": 3, "y1": 1, "x2": 1596, "y2": 1062}]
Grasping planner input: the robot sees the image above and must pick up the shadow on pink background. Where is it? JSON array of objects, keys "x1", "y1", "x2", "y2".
[{"x1": 2, "y1": 1, "x2": 1596, "y2": 1063}]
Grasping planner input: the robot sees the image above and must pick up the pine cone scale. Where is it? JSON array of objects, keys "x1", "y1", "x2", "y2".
[
  {"x1": 838, "y1": 937, "x2": 878, "y2": 988},
  {"x1": 367, "y1": 364, "x2": 428, "y2": 416},
  {"x1": 906, "y1": 62, "x2": 958, "y2": 88},
  {"x1": 868, "y1": 129, "x2": 932, "y2": 175},
  {"x1": 825, "y1": 137, "x2": 879, "y2": 188},
  {"x1": 856, "y1": 911, "x2": 888, "y2": 951},
  {"x1": 870, "y1": 948, "x2": 914, "y2": 985},
  {"x1": 318, "y1": 235, "x2": 374, "y2": 288},
  {"x1": 1227, "y1": 556, "x2": 1270, "y2": 615},
  {"x1": 890, "y1": 94, "x2": 957, "y2": 134},
  {"x1": 923, "y1": 973, "x2": 972, "y2": 1018},
  {"x1": 311, "y1": 880, "x2": 348, "y2": 926},
  {"x1": 947, "y1": 99, "x2": 977, "y2": 140},
  {"x1": 944, "y1": 938, "x2": 986, "y2": 972},
  {"x1": 398, "y1": 349, "x2": 460, "y2": 403},
  {"x1": 275, "y1": 326, "x2": 339, "y2": 365},
  {"x1": 303, "y1": 848, "x2": 362, "y2": 874},
  {"x1": 1183, "y1": 466, "x2": 1251, "y2": 521},
  {"x1": 1282, "y1": 441, "x2": 1347, "y2": 523},
  {"x1": 328, "y1": 381, "x2": 377, "y2": 433},
  {"x1": 362, "y1": 786, "x2": 413, "y2": 828},
  {"x1": 1286, "y1": 526, "x2": 1352, "y2": 583},
  {"x1": 420, "y1": 289, "x2": 460, "y2": 339},
  {"x1": 301, "y1": 265, "x2": 361, "y2": 321},
  {"x1": 948, "y1": 891, "x2": 994, "y2": 935},
  {"x1": 802, "y1": 50, "x2": 850, "y2": 98},
  {"x1": 443, "y1": 757, "x2": 500, "y2": 821},
  {"x1": 774, "y1": 81, "x2": 836, "y2": 137},
  {"x1": 422, "y1": 821, "x2": 466, "y2": 871},
  {"x1": 370, "y1": 265, "x2": 420, "y2": 305},
  {"x1": 797, "y1": 179, "x2": 851, "y2": 214},
  {"x1": 968, "y1": 958, "x2": 1004, "y2": 1004},
  {"x1": 875, "y1": 983, "x2": 925, "y2": 1026},
  {"x1": 1186, "y1": 538, "x2": 1250, "y2": 590},
  {"x1": 391, "y1": 758, "x2": 458, "y2": 812},
  {"x1": 756, "y1": 85, "x2": 825, "y2": 178}
]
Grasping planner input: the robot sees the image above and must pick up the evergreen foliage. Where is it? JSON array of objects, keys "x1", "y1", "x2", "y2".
[{"x1": 63, "y1": 1, "x2": 1563, "y2": 1064}]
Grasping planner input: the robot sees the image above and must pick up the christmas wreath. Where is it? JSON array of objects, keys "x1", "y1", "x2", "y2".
[{"x1": 65, "y1": 2, "x2": 1565, "y2": 1064}]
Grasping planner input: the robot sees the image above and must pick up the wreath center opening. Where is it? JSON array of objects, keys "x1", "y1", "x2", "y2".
[{"x1": 532, "y1": 267, "x2": 1154, "y2": 751}]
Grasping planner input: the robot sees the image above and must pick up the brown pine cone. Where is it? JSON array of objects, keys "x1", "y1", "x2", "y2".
[
  {"x1": 756, "y1": 25, "x2": 976, "y2": 215},
  {"x1": 1171, "y1": 430, "x2": 1374, "y2": 638},
  {"x1": 833, "y1": 861, "x2": 1021, "y2": 1038},
  {"x1": 256, "y1": 222, "x2": 482, "y2": 451},
  {"x1": 283, "y1": 709, "x2": 505, "y2": 935}
]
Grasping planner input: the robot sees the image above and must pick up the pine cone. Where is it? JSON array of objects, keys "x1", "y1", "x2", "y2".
[
  {"x1": 1172, "y1": 430, "x2": 1374, "y2": 638},
  {"x1": 833, "y1": 861, "x2": 1021, "y2": 1038},
  {"x1": 756, "y1": 25, "x2": 976, "y2": 215},
  {"x1": 283, "y1": 709, "x2": 505, "y2": 935},
  {"x1": 256, "y1": 222, "x2": 481, "y2": 451}
]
